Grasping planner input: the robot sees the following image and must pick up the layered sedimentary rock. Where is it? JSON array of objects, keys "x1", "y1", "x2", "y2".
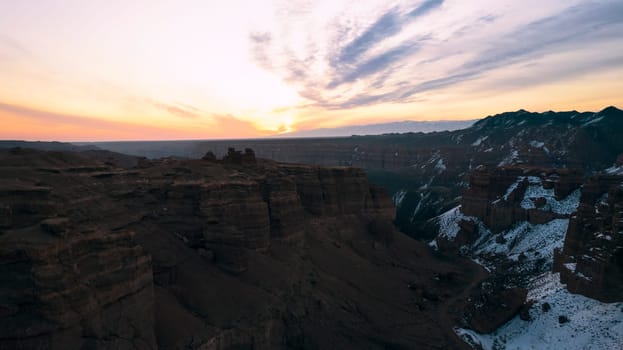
[
  {"x1": 0, "y1": 149, "x2": 156, "y2": 350},
  {"x1": 450, "y1": 166, "x2": 581, "y2": 239},
  {"x1": 2, "y1": 148, "x2": 479, "y2": 350},
  {"x1": 435, "y1": 165, "x2": 585, "y2": 334},
  {"x1": 460, "y1": 166, "x2": 528, "y2": 231},
  {"x1": 0, "y1": 225, "x2": 154, "y2": 350},
  {"x1": 554, "y1": 174, "x2": 623, "y2": 302}
]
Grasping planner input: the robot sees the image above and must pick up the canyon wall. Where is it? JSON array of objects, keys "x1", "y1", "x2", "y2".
[
  {"x1": 554, "y1": 174, "x2": 623, "y2": 302},
  {"x1": 0, "y1": 151, "x2": 156, "y2": 350},
  {"x1": 3, "y1": 148, "x2": 443, "y2": 350}
]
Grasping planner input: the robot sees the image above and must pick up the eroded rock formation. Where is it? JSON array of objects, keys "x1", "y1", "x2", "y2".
[
  {"x1": 475, "y1": 167, "x2": 578, "y2": 229},
  {"x1": 554, "y1": 174, "x2": 623, "y2": 302},
  {"x1": 434, "y1": 165, "x2": 585, "y2": 334},
  {"x1": 0, "y1": 147, "x2": 476, "y2": 350}
]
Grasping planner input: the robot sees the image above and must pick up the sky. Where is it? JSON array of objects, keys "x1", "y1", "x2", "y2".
[{"x1": 1, "y1": 0, "x2": 622, "y2": 141}]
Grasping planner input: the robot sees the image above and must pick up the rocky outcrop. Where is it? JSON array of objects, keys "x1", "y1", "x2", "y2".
[
  {"x1": 0, "y1": 227, "x2": 155, "y2": 350},
  {"x1": 459, "y1": 166, "x2": 581, "y2": 234},
  {"x1": 460, "y1": 166, "x2": 528, "y2": 232},
  {"x1": 554, "y1": 174, "x2": 623, "y2": 302},
  {"x1": 460, "y1": 279, "x2": 527, "y2": 334},
  {"x1": 5, "y1": 148, "x2": 483, "y2": 350},
  {"x1": 434, "y1": 165, "x2": 588, "y2": 337},
  {"x1": 0, "y1": 149, "x2": 155, "y2": 349},
  {"x1": 279, "y1": 165, "x2": 393, "y2": 220},
  {"x1": 222, "y1": 147, "x2": 257, "y2": 165},
  {"x1": 148, "y1": 161, "x2": 396, "y2": 275}
]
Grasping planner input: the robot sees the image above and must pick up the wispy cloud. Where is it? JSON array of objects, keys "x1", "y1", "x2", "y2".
[
  {"x1": 326, "y1": 1, "x2": 442, "y2": 89},
  {"x1": 0, "y1": 101, "x2": 165, "y2": 131},
  {"x1": 0, "y1": 101, "x2": 270, "y2": 140},
  {"x1": 0, "y1": 35, "x2": 31, "y2": 61},
  {"x1": 249, "y1": 0, "x2": 623, "y2": 110},
  {"x1": 148, "y1": 100, "x2": 202, "y2": 119},
  {"x1": 0, "y1": 35, "x2": 29, "y2": 54},
  {"x1": 397, "y1": 1, "x2": 623, "y2": 99},
  {"x1": 464, "y1": 2, "x2": 623, "y2": 72},
  {"x1": 249, "y1": 32, "x2": 273, "y2": 70},
  {"x1": 407, "y1": 0, "x2": 445, "y2": 18},
  {"x1": 328, "y1": 41, "x2": 421, "y2": 88},
  {"x1": 333, "y1": 9, "x2": 403, "y2": 67},
  {"x1": 333, "y1": 1, "x2": 443, "y2": 68}
]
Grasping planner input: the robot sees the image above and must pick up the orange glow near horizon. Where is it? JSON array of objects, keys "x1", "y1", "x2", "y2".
[{"x1": 1, "y1": 0, "x2": 622, "y2": 141}]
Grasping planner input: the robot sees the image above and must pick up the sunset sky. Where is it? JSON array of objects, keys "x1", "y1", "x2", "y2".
[{"x1": 1, "y1": 0, "x2": 622, "y2": 141}]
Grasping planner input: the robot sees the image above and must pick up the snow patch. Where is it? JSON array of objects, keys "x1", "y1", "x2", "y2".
[
  {"x1": 564, "y1": 263, "x2": 577, "y2": 272},
  {"x1": 582, "y1": 115, "x2": 604, "y2": 126},
  {"x1": 597, "y1": 193, "x2": 609, "y2": 207},
  {"x1": 457, "y1": 273, "x2": 623, "y2": 350},
  {"x1": 412, "y1": 192, "x2": 431, "y2": 218},
  {"x1": 498, "y1": 150, "x2": 519, "y2": 166},
  {"x1": 503, "y1": 177, "x2": 523, "y2": 201},
  {"x1": 428, "y1": 240, "x2": 438, "y2": 250},
  {"x1": 518, "y1": 177, "x2": 580, "y2": 214},
  {"x1": 437, "y1": 206, "x2": 468, "y2": 240},
  {"x1": 529, "y1": 140, "x2": 544, "y2": 148},
  {"x1": 435, "y1": 158, "x2": 447, "y2": 173},
  {"x1": 605, "y1": 165, "x2": 623, "y2": 175},
  {"x1": 529, "y1": 140, "x2": 550, "y2": 154},
  {"x1": 392, "y1": 189, "x2": 407, "y2": 207},
  {"x1": 472, "y1": 219, "x2": 570, "y2": 269},
  {"x1": 472, "y1": 136, "x2": 489, "y2": 146}
]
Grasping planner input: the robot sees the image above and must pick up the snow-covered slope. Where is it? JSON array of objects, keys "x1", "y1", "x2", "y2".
[
  {"x1": 518, "y1": 176, "x2": 580, "y2": 214},
  {"x1": 605, "y1": 164, "x2": 623, "y2": 175},
  {"x1": 434, "y1": 174, "x2": 581, "y2": 274},
  {"x1": 457, "y1": 272, "x2": 623, "y2": 350},
  {"x1": 433, "y1": 170, "x2": 623, "y2": 349}
]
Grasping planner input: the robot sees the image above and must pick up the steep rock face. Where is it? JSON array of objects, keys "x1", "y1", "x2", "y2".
[
  {"x1": 200, "y1": 181, "x2": 271, "y2": 248},
  {"x1": 145, "y1": 162, "x2": 396, "y2": 276},
  {"x1": 0, "y1": 149, "x2": 156, "y2": 349},
  {"x1": 280, "y1": 165, "x2": 392, "y2": 220},
  {"x1": 433, "y1": 166, "x2": 586, "y2": 336},
  {"x1": 452, "y1": 166, "x2": 581, "y2": 238},
  {"x1": 0, "y1": 228, "x2": 155, "y2": 350},
  {"x1": 4, "y1": 148, "x2": 485, "y2": 350},
  {"x1": 554, "y1": 174, "x2": 623, "y2": 302},
  {"x1": 460, "y1": 166, "x2": 528, "y2": 231}
]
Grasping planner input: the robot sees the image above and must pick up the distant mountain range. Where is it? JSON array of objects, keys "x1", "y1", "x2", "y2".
[{"x1": 276, "y1": 119, "x2": 478, "y2": 138}]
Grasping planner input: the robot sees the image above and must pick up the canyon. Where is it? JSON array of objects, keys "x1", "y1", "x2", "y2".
[
  {"x1": 2, "y1": 106, "x2": 623, "y2": 349},
  {"x1": 433, "y1": 163, "x2": 623, "y2": 348},
  {"x1": 0, "y1": 147, "x2": 480, "y2": 349},
  {"x1": 88, "y1": 106, "x2": 623, "y2": 238}
]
